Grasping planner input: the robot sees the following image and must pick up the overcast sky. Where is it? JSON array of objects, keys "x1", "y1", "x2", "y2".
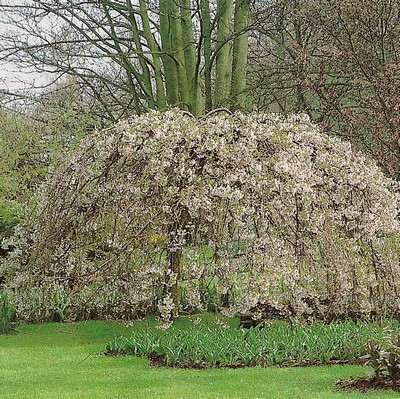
[
  {"x1": 0, "y1": 61, "x2": 51, "y2": 92},
  {"x1": 0, "y1": 15, "x2": 51, "y2": 93}
]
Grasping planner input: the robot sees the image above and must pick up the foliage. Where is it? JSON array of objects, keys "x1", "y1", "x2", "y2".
[
  {"x1": 0, "y1": 110, "x2": 46, "y2": 243},
  {"x1": 107, "y1": 320, "x2": 396, "y2": 367},
  {"x1": 0, "y1": 89, "x2": 94, "y2": 248},
  {"x1": 0, "y1": 199, "x2": 23, "y2": 242},
  {"x1": 363, "y1": 330, "x2": 400, "y2": 382},
  {"x1": 0, "y1": 289, "x2": 15, "y2": 334},
  {"x1": 4, "y1": 109, "x2": 400, "y2": 323}
]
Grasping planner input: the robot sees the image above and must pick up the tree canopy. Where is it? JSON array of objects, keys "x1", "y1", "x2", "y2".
[
  {"x1": 4, "y1": 109, "x2": 399, "y2": 324},
  {"x1": 0, "y1": 0, "x2": 251, "y2": 120}
]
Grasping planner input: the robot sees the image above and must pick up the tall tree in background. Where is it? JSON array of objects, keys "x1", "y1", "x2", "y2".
[
  {"x1": 0, "y1": 80, "x2": 93, "y2": 247},
  {"x1": 249, "y1": 0, "x2": 316, "y2": 113},
  {"x1": 231, "y1": 0, "x2": 251, "y2": 110},
  {"x1": 0, "y1": 0, "x2": 252, "y2": 120},
  {"x1": 303, "y1": 0, "x2": 400, "y2": 180},
  {"x1": 250, "y1": 0, "x2": 400, "y2": 179}
]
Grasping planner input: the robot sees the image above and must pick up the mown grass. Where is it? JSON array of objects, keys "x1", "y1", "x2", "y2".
[{"x1": 0, "y1": 318, "x2": 398, "y2": 398}]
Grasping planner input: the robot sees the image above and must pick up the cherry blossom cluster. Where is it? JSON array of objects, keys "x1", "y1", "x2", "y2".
[{"x1": 3, "y1": 109, "x2": 399, "y2": 322}]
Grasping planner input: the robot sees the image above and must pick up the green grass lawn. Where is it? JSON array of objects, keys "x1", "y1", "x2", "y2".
[{"x1": 0, "y1": 320, "x2": 398, "y2": 399}]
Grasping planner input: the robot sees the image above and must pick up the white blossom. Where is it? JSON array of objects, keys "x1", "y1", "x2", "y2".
[{"x1": 3, "y1": 109, "x2": 400, "y2": 323}]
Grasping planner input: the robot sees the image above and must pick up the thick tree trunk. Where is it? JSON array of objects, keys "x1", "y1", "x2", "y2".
[
  {"x1": 169, "y1": 0, "x2": 191, "y2": 110},
  {"x1": 160, "y1": 0, "x2": 179, "y2": 106},
  {"x1": 214, "y1": 0, "x2": 234, "y2": 107},
  {"x1": 180, "y1": 0, "x2": 200, "y2": 114},
  {"x1": 231, "y1": 0, "x2": 250, "y2": 110}
]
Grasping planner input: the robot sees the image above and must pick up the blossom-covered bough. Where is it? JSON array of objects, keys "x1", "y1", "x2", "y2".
[{"x1": 3, "y1": 109, "x2": 400, "y2": 324}]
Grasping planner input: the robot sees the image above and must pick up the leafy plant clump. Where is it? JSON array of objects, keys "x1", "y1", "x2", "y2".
[
  {"x1": 337, "y1": 329, "x2": 400, "y2": 392},
  {"x1": 363, "y1": 331, "x2": 400, "y2": 382},
  {"x1": 4, "y1": 109, "x2": 400, "y2": 323},
  {"x1": 106, "y1": 320, "x2": 396, "y2": 368}
]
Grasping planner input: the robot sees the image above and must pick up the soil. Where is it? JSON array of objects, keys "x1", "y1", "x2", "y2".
[
  {"x1": 144, "y1": 353, "x2": 364, "y2": 370},
  {"x1": 336, "y1": 376, "x2": 400, "y2": 392}
]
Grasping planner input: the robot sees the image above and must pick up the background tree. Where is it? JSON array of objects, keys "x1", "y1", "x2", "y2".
[
  {"x1": 249, "y1": 0, "x2": 313, "y2": 113},
  {"x1": 0, "y1": 0, "x2": 253, "y2": 120},
  {"x1": 0, "y1": 80, "x2": 93, "y2": 251},
  {"x1": 250, "y1": 0, "x2": 400, "y2": 179},
  {"x1": 302, "y1": 0, "x2": 400, "y2": 180}
]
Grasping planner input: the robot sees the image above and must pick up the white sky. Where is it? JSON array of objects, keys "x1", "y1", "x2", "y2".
[
  {"x1": 0, "y1": 12, "x2": 52, "y2": 93},
  {"x1": 0, "y1": 61, "x2": 51, "y2": 92}
]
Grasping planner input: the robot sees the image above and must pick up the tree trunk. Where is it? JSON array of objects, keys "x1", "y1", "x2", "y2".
[
  {"x1": 201, "y1": 0, "x2": 213, "y2": 111},
  {"x1": 214, "y1": 0, "x2": 234, "y2": 107},
  {"x1": 167, "y1": 249, "x2": 183, "y2": 317},
  {"x1": 231, "y1": 0, "x2": 250, "y2": 110},
  {"x1": 166, "y1": 207, "x2": 191, "y2": 318},
  {"x1": 160, "y1": 0, "x2": 179, "y2": 106},
  {"x1": 170, "y1": 0, "x2": 191, "y2": 110},
  {"x1": 139, "y1": 0, "x2": 166, "y2": 111},
  {"x1": 293, "y1": 4, "x2": 308, "y2": 113},
  {"x1": 180, "y1": 0, "x2": 200, "y2": 114},
  {"x1": 126, "y1": 0, "x2": 155, "y2": 109}
]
